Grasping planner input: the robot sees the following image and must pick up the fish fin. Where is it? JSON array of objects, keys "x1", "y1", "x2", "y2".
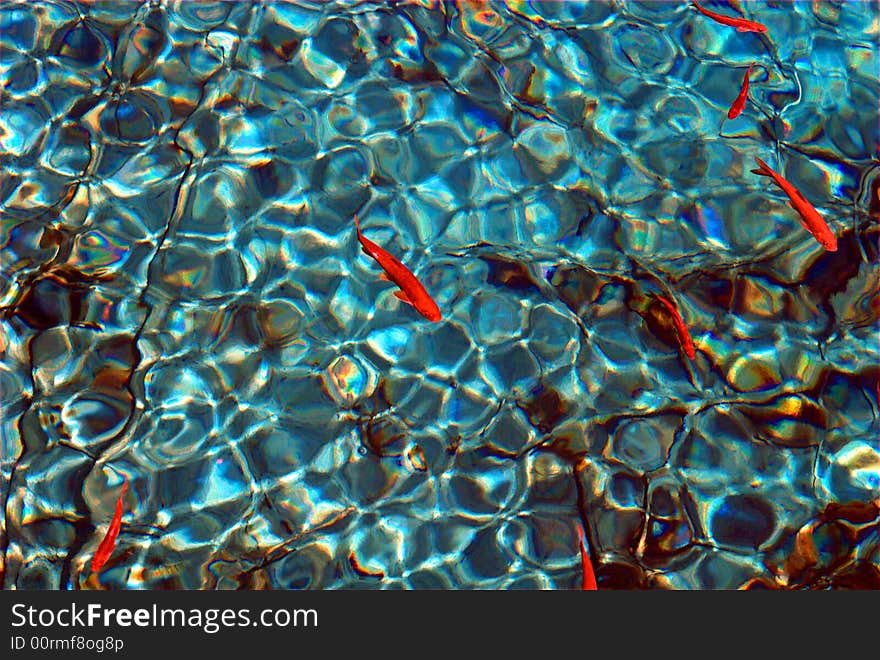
[
  {"x1": 751, "y1": 168, "x2": 771, "y2": 177},
  {"x1": 393, "y1": 289, "x2": 413, "y2": 306},
  {"x1": 378, "y1": 272, "x2": 390, "y2": 281}
]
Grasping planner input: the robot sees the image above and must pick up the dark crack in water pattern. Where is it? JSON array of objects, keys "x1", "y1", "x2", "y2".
[{"x1": 1, "y1": 0, "x2": 878, "y2": 591}]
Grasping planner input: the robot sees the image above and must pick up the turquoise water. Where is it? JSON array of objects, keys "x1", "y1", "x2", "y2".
[{"x1": 1, "y1": 0, "x2": 878, "y2": 590}]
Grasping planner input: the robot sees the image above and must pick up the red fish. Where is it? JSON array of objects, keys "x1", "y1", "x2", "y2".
[
  {"x1": 727, "y1": 64, "x2": 753, "y2": 119},
  {"x1": 91, "y1": 477, "x2": 128, "y2": 574},
  {"x1": 578, "y1": 523, "x2": 597, "y2": 591},
  {"x1": 751, "y1": 157, "x2": 838, "y2": 252},
  {"x1": 691, "y1": 1, "x2": 768, "y2": 33},
  {"x1": 654, "y1": 294, "x2": 697, "y2": 360},
  {"x1": 355, "y1": 215, "x2": 442, "y2": 322}
]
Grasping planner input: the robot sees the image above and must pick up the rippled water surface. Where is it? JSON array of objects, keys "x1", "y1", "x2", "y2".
[{"x1": 1, "y1": 0, "x2": 878, "y2": 590}]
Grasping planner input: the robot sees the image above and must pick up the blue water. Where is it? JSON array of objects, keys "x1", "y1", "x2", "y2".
[{"x1": 1, "y1": 0, "x2": 878, "y2": 590}]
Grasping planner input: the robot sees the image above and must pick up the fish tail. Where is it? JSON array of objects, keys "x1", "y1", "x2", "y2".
[
  {"x1": 751, "y1": 157, "x2": 773, "y2": 177},
  {"x1": 691, "y1": 1, "x2": 708, "y2": 16},
  {"x1": 578, "y1": 524, "x2": 598, "y2": 591}
]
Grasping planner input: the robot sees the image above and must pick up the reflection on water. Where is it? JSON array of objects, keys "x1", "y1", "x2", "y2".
[{"x1": 1, "y1": 0, "x2": 878, "y2": 590}]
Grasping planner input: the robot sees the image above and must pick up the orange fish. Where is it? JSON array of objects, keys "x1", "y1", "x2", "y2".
[
  {"x1": 727, "y1": 64, "x2": 752, "y2": 119},
  {"x1": 691, "y1": 1, "x2": 768, "y2": 33},
  {"x1": 355, "y1": 215, "x2": 442, "y2": 322},
  {"x1": 578, "y1": 523, "x2": 597, "y2": 591},
  {"x1": 91, "y1": 477, "x2": 128, "y2": 574},
  {"x1": 654, "y1": 294, "x2": 697, "y2": 360},
  {"x1": 751, "y1": 157, "x2": 838, "y2": 252}
]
